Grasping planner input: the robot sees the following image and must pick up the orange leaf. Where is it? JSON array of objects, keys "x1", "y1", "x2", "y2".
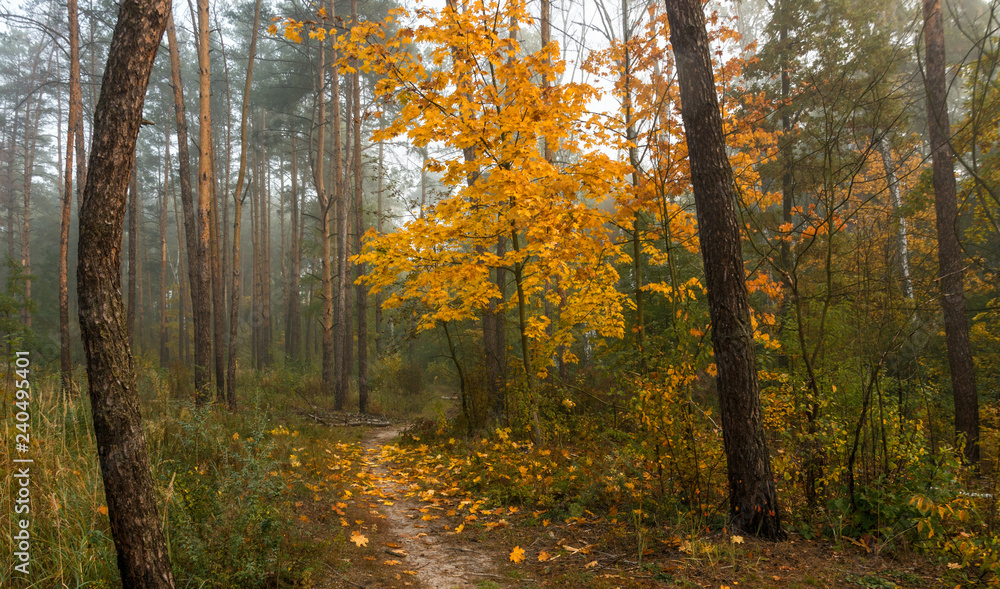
[
  {"x1": 350, "y1": 531, "x2": 369, "y2": 547},
  {"x1": 509, "y1": 546, "x2": 526, "y2": 563}
]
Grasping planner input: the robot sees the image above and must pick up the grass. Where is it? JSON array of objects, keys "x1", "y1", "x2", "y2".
[{"x1": 0, "y1": 364, "x2": 368, "y2": 588}]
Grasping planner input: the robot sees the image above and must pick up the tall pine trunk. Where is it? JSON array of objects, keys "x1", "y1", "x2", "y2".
[
  {"x1": 226, "y1": 0, "x2": 262, "y2": 410},
  {"x1": 333, "y1": 21, "x2": 349, "y2": 410},
  {"x1": 665, "y1": 0, "x2": 783, "y2": 539},
  {"x1": 286, "y1": 135, "x2": 302, "y2": 361},
  {"x1": 922, "y1": 0, "x2": 979, "y2": 465},
  {"x1": 351, "y1": 0, "x2": 368, "y2": 413},
  {"x1": 194, "y1": 0, "x2": 215, "y2": 402},
  {"x1": 60, "y1": 0, "x2": 85, "y2": 395},
  {"x1": 166, "y1": 12, "x2": 206, "y2": 397}
]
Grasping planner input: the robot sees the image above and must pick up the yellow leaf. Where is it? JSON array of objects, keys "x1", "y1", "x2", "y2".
[
  {"x1": 97, "y1": 505, "x2": 108, "y2": 516},
  {"x1": 350, "y1": 531, "x2": 369, "y2": 547},
  {"x1": 538, "y1": 551, "x2": 550, "y2": 561},
  {"x1": 509, "y1": 546, "x2": 526, "y2": 563},
  {"x1": 384, "y1": 559, "x2": 401, "y2": 566}
]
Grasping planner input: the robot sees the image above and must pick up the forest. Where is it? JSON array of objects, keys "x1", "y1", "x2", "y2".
[{"x1": 1, "y1": 0, "x2": 1000, "y2": 586}]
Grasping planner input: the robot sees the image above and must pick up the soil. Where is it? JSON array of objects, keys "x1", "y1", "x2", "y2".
[
  {"x1": 292, "y1": 422, "x2": 961, "y2": 589},
  {"x1": 303, "y1": 424, "x2": 505, "y2": 589},
  {"x1": 359, "y1": 427, "x2": 498, "y2": 589}
]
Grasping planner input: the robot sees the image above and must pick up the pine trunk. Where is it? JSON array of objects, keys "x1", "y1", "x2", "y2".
[
  {"x1": 922, "y1": 0, "x2": 979, "y2": 465},
  {"x1": 194, "y1": 0, "x2": 215, "y2": 402},
  {"x1": 75, "y1": 0, "x2": 175, "y2": 581},
  {"x1": 665, "y1": 0, "x2": 784, "y2": 539},
  {"x1": 351, "y1": 0, "x2": 368, "y2": 413}
]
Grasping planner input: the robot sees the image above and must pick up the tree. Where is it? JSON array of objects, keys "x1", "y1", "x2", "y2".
[
  {"x1": 226, "y1": 0, "x2": 262, "y2": 410},
  {"x1": 194, "y1": 0, "x2": 215, "y2": 402},
  {"x1": 922, "y1": 0, "x2": 979, "y2": 465},
  {"x1": 75, "y1": 0, "x2": 175, "y2": 582},
  {"x1": 664, "y1": 0, "x2": 784, "y2": 539},
  {"x1": 351, "y1": 0, "x2": 369, "y2": 413},
  {"x1": 60, "y1": 0, "x2": 86, "y2": 395},
  {"x1": 166, "y1": 10, "x2": 207, "y2": 395}
]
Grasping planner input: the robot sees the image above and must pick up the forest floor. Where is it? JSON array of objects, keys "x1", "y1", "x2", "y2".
[{"x1": 277, "y1": 412, "x2": 961, "y2": 589}]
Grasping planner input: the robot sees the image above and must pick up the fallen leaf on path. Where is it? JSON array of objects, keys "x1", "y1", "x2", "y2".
[
  {"x1": 350, "y1": 531, "x2": 369, "y2": 547},
  {"x1": 510, "y1": 545, "x2": 526, "y2": 563}
]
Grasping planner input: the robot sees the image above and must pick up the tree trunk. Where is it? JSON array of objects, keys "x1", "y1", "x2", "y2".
[
  {"x1": 75, "y1": 0, "x2": 175, "y2": 582},
  {"x1": 160, "y1": 132, "x2": 170, "y2": 366},
  {"x1": 374, "y1": 119, "x2": 383, "y2": 357},
  {"x1": 311, "y1": 29, "x2": 336, "y2": 401},
  {"x1": 21, "y1": 74, "x2": 43, "y2": 329},
  {"x1": 60, "y1": 0, "x2": 84, "y2": 395},
  {"x1": 127, "y1": 167, "x2": 138, "y2": 344},
  {"x1": 286, "y1": 134, "x2": 302, "y2": 362},
  {"x1": 351, "y1": 0, "x2": 368, "y2": 413},
  {"x1": 166, "y1": 12, "x2": 205, "y2": 396},
  {"x1": 333, "y1": 22, "x2": 349, "y2": 410},
  {"x1": 877, "y1": 135, "x2": 913, "y2": 300},
  {"x1": 922, "y1": 0, "x2": 979, "y2": 465},
  {"x1": 665, "y1": 0, "x2": 784, "y2": 539},
  {"x1": 258, "y1": 112, "x2": 273, "y2": 367},
  {"x1": 226, "y1": 0, "x2": 261, "y2": 410},
  {"x1": 194, "y1": 0, "x2": 215, "y2": 402},
  {"x1": 210, "y1": 135, "x2": 226, "y2": 396}
]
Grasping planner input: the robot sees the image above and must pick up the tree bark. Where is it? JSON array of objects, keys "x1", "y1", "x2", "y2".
[
  {"x1": 160, "y1": 132, "x2": 170, "y2": 366},
  {"x1": 60, "y1": 0, "x2": 84, "y2": 395},
  {"x1": 374, "y1": 117, "x2": 383, "y2": 357},
  {"x1": 311, "y1": 28, "x2": 336, "y2": 402},
  {"x1": 21, "y1": 68, "x2": 43, "y2": 329},
  {"x1": 166, "y1": 12, "x2": 205, "y2": 395},
  {"x1": 286, "y1": 134, "x2": 302, "y2": 362},
  {"x1": 877, "y1": 135, "x2": 913, "y2": 300},
  {"x1": 194, "y1": 0, "x2": 215, "y2": 402},
  {"x1": 352, "y1": 0, "x2": 368, "y2": 413},
  {"x1": 226, "y1": 0, "x2": 262, "y2": 410},
  {"x1": 665, "y1": 0, "x2": 784, "y2": 539},
  {"x1": 922, "y1": 0, "x2": 979, "y2": 465},
  {"x1": 333, "y1": 21, "x2": 349, "y2": 410},
  {"x1": 76, "y1": 0, "x2": 175, "y2": 583},
  {"x1": 127, "y1": 167, "x2": 138, "y2": 344}
]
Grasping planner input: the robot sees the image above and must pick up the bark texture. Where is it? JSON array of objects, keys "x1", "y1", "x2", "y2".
[
  {"x1": 922, "y1": 0, "x2": 979, "y2": 464},
  {"x1": 665, "y1": 0, "x2": 784, "y2": 539},
  {"x1": 194, "y1": 0, "x2": 215, "y2": 401},
  {"x1": 76, "y1": 0, "x2": 175, "y2": 584}
]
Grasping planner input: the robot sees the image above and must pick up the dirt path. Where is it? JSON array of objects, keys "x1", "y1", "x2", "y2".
[{"x1": 355, "y1": 426, "x2": 499, "y2": 589}]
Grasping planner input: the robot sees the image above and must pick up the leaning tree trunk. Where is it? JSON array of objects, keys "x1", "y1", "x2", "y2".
[
  {"x1": 922, "y1": 0, "x2": 979, "y2": 465},
  {"x1": 665, "y1": 0, "x2": 784, "y2": 539},
  {"x1": 76, "y1": 0, "x2": 175, "y2": 583}
]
